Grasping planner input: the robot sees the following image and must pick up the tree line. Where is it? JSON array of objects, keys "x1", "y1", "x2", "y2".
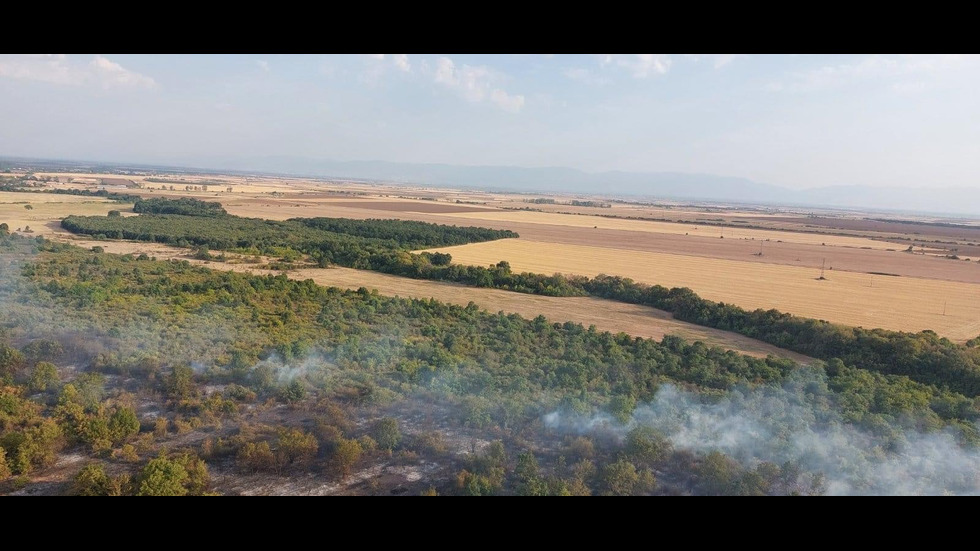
[{"x1": 133, "y1": 197, "x2": 228, "y2": 217}]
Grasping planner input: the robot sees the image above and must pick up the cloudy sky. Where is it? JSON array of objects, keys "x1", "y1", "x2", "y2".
[{"x1": 1, "y1": 53, "x2": 978, "y2": 189}]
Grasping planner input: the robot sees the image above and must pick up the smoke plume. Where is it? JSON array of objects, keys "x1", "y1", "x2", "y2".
[{"x1": 544, "y1": 368, "x2": 980, "y2": 495}]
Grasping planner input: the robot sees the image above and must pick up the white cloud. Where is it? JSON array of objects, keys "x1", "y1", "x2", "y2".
[
  {"x1": 686, "y1": 53, "x2": 747, "y2": 68},
  {"x1": 256, "y1": 60, "x2": 270, "y2": 72},
  {"x1": 433, "y1": 57, "x2": 457, "y2": 86},
  {"x1": 490, "y1": 88, "x2": 525, "y2": 113},
  {"x1": 0, "y1": 54, "x2": 155, "y2": 89},
  {"x1": 0, "y1": 54, "x2": 75, "y2": 85},
  {"x1": 563, "y1": 67, "x2": 610, "y2": 85},
  {"x1": 433, "y1": 56, "x2": 525, "y2": 112},
  {"x1": 361, "y1": 54, "x2": 411, "y2": 82},
  {"x1": 891, "y1": 81, "x2": 930, "y2": 95},
  {"x1": 90, "y1": 55, "x2": 156, "y2": 89},
  {"x1": 770, "y1": 54, "x2": 979, "y2": 92},
  {"x1": 711, "y1": 54, "x2": 743, "y2": 68},
  {"x1": 602, "y1": 54, "x2": 671, "y2": 78},
  {"x1": 393, "y1": 54, "x2": 410, "y2": 72}
]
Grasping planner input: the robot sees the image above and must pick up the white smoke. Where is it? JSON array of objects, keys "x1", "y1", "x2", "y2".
[
  {"x1": 544, "y1": 369, "x2": 980, "y2": 495},
  {"x1": 250, "y1": 353, "x2": 338, "y2": 385}
]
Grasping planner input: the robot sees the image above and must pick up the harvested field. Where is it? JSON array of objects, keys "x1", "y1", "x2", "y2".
[
  {"x1": 314, "y1": 200, "x2": 496, "y2": 213},
  {"x1": 425, "y1": 239, "x2": 980, "y2": 342},
  {"x1": 98, "y1": 177, "x2": 134, "y2": 186},
  {"x1": 0, "y1": 192, "x2": 128, "y2": 237},
  {"x1": 495, "y1": 201, "x2": 786, "y2": 219},
  {"x1": 0, "y1": 191, "x2": 118, "y2": 204},
  {"x1": 439, "y1": 210, "x2": 896, "y2": 249},
  {"x1": 506, "y1": 225, "x2": 980, "y2": 285},
  {"x1": 220, "y1": 200, "x2": 980, "y2": 284},
  {"x1": 766, "y1": 216, "x2": 980, "y2": 241}
]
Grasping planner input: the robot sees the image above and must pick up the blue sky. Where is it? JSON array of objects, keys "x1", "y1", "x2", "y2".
[{"x1": 1, "y1": 54, "x2": 978, "y2": 189}]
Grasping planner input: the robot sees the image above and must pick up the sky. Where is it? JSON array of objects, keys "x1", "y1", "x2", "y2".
[{"x1": 0, "y1": 53, "x2": 978, "y2": 190}]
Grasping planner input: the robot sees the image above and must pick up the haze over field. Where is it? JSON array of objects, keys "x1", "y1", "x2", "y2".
[{"x1": 2, "y1": 54, "x2": 980, "y2": 212}]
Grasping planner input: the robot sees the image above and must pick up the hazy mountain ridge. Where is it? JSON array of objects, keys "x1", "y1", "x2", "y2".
[
  {"x1": 4, "y1": 155, "x2": 979, "y2": 215},
  {"x1": 218, "y1": 157, "x2": 980, "y2": 216}
]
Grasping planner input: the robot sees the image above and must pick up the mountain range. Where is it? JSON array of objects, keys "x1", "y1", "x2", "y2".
[
  {"x1": 6, "y1": 155, "x2": 979, "y2": 216},
  {"x1": 199, "y1": 156, "x2": 980, "y2": 216}
]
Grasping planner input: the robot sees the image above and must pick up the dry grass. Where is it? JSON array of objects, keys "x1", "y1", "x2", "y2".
[
  {"x1": 0, "y1": 191, "x2": 117, "y2": 204},
  {"x1": 0, "y1": 192, "x2": 127, "y2": 237},
  {"x1": 426, "y1": 239, "x2": 980, "y2": 342},
  {"x1": 444, "y1": 210, "x2": 895, "y2": 250}
]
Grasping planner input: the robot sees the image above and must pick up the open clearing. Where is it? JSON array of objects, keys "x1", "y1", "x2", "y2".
[
  {"x1": 426, "y1": 239, "x2": 980, "y2": 342},
  {"x1": 0, "y1": 192, "x2": 127, "y2": 235}
]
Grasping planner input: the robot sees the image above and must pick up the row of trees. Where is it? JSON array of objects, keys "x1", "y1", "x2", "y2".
[
  {"x1": 296, "y1": 216, "x2": 516, "y2": 248},
  {"x1": 0, "y1": 184, "x2": 140, "y2": 203},
  {"x1": 62, "y1": 209, "x2": 514, "y2": 257},
  {"x1": 133, "y1": 197, "x2": 227, "y2": 217}
]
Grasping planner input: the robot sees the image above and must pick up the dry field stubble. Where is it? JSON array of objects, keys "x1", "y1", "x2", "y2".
[
  {"x1": 0, "y1": 192, "x2": 128, "y2": 237},
  {"x1": 221, "y1": 199, "x2": 980, "y2": 284},
  {"x1": 425, "y1": 239, "x2": 980, "y2": 342},
  {"x1": 442, "y1": 210, "x2": 896, "y2": 249}
]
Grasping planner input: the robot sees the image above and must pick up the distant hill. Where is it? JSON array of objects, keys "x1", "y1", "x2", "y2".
[
  {"x1": 5, "y1": 155, "x2": 980, "y2": 216},
  {"x1": 228, "y1": 157, "x2": 789, "y2": 202},
  {"x1": 211, "y1": 156, "x2": 980, "y2": 216}
]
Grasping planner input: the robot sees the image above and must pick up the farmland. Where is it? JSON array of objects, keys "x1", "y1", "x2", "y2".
[
  {"x1": 425, "y1": 239, "x2": 980, "y2": 342},
  {"x1": 441, "y1": 209, "x2": 897, "y2": 249},
  {"x1": 0, "y1": 191, "x2": 129, "y2": 236},
  {"x1": 7, "y1": 176, "x2": 980, "y2": 341}
]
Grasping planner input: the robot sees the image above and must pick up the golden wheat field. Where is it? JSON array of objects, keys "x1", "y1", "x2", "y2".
[
  {"x1": 444, "y1": 210, "x2": 895, "y2": 250},
  {"x1": 425, "y1": 239, "x2": 980, "y2": 342}
]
